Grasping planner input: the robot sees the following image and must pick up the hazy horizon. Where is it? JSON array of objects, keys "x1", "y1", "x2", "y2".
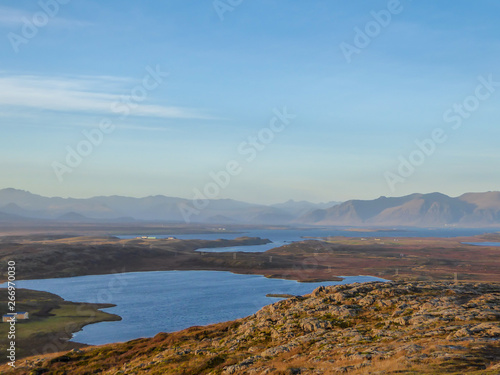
[{"x1": 1, "y1": 186, "x2": 499, "y2": 207}]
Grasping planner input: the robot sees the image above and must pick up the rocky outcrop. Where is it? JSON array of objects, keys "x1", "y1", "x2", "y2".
[{"x1": 7, "y1": 281, "x2": 500, "y2": 374}]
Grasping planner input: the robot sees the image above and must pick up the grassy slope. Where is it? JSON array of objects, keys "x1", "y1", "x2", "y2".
[{"x1": 0, "y1": 288, "x2": 120, "y2": 363}]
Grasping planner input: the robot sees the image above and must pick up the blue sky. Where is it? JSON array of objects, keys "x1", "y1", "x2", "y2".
[{"x1": 1, "y1": 0, "x2": 499, "y2": 203}]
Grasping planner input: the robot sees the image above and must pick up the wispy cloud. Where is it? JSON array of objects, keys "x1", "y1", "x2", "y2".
[
  {"x1": 0, "y1": 6, "x2": 91, "y2": 28},
  {"x1": 0, "y1": 74, "x2": 213, "y2": 120},
  {"x1": 0, "y1": 7, "x2": 29, "y2": 27}
]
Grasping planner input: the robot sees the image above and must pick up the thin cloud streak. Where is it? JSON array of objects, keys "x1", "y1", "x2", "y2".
[
  {"x1": 0, "y1": 74, "x2": 214, "y2": 120},
  {"x1": 0, "y1": 6, "x2": 91, "y2": 28}
]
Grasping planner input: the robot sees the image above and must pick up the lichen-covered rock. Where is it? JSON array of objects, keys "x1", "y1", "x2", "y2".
[{"x1": 8, "y1": 281, "x2": 500, "y2": 375}]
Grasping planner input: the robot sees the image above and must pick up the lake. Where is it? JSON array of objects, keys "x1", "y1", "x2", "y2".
[
  {"x1": 8, "y1": 271, "x2": 386, "y2": 345},
  {"x1": 119, "y1": 227, "x2": 499, "y2": 253},
  {"x1": 7, "y1": 227, "x2": 498, "y2": 346}
]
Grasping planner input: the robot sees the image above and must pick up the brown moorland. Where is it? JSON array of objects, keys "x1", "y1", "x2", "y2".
[
  {"x1": 1, "y1": 232, "x2": 500, "y2": 283},
  {"x1": 3, "y1": 281, "x2": 500, "y2": 374},
  {"x1": 1, "y1": 230, "x2": 499, "y2": 369}
]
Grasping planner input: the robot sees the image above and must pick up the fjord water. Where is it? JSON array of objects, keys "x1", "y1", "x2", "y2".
[{"x1": 11, "y1": 271, "x2": 386, "y2": 345}]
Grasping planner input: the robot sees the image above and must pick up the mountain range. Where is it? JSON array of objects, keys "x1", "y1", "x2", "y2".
[
  {"x1": 0, "y1": 188, "x2": 338, "y2": 225},
  {"x1": 302, "y1": 191, "x2": 500, "y2": 227},
  {"x1": 1, "y1": 188, "x2": 500, "y2": 227}
]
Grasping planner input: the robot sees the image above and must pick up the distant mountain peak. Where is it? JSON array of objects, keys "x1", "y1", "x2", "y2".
[
  {"x1": 0, "y1": 187, "x2": 31, "y2": 194},
  {"x1": 298, "y1": 192, "x2": 500, "y2": 227},
  {"x1": 1, "y1": 188, "x2": 500, "y2": 227}
]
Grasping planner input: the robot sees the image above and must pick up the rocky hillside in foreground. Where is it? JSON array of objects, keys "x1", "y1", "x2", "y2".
[{"x1": 7, "y1": 281, "x2": 500, "y2": 374}]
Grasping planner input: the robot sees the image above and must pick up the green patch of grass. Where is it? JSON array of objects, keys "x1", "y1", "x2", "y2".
[{"x1": 0, "y1": 288, "x2": 120, "y2": 363}]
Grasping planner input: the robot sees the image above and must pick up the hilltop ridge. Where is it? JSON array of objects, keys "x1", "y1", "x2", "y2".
[{"x1": 8, "y1": 281, "x2": 500, "y2": 374}]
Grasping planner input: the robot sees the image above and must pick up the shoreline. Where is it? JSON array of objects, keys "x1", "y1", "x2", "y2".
[
  {"x1": 0, "y1": 288, "x2": 121, "y2": 365},
  {"x1": 2, "y1": 232, "x2": 500, "y2": 283},
  {"x1": 6, "y1": 273, "x2": 380, "y2": 359},
  {"x1": 1, "y1": 230, "x2": 499, "y2": 365},
  {"x1": 5, "y1": 280, "x2": 500, "y2": 374}
]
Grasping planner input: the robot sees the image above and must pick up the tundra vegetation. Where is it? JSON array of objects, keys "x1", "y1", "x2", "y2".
[
  {"x1": 1, "y1": 231, "x2": 499, "y2": 370},
  {"x1": 3, "y1": 281, "x2": 500, "y2": 374}
]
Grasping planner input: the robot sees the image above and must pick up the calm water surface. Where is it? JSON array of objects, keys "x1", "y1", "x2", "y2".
[
  {"x1": 10, "y1": 271, "x2": 386, "y2": 345},
  {"x1": 8, "y1": 228, "x2": 497, "y2": 346},
  {"x1": 119, "y1": 227, "x2": 499, "y2": 253}
]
